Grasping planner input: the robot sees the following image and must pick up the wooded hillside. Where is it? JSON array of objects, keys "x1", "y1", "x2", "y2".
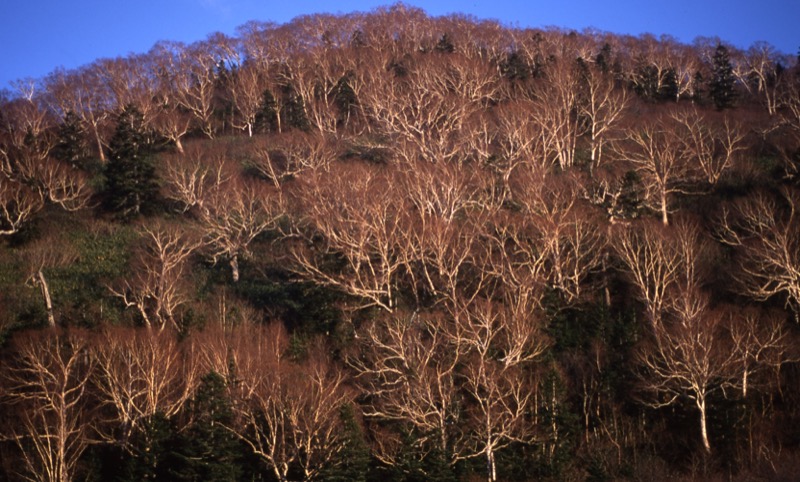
[{"x1": 1, "y1": 4, "x2": 800, "y2": 481}]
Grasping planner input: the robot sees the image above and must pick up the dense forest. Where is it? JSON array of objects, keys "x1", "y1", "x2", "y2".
[{"x1": 2, "y1": 3, "x2": 800, "y2": 481}]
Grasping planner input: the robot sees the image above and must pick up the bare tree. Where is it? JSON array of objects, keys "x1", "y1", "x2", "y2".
[
  {"x1": 717, "y1": 189, "x2": 800, "y2": 321},
  {"x1": 742, "y1": 42, "x2": 784, "y2": 115},
  {"x1": 531, "y1": 59, "x2": 585, "y2": 170},
  {"x1": 290, "y1": 164, "x2": 405, "y2": 311},
  {"x1": 636, "y1": 300, "x2": 740, "y2": 454},
  {"x1": 576, "y1": 63, "x2": 629, "y2": 169},
  {"x1": 671, "y1": 109, "x2": 744, "y2": 186},
  {"x1": 454, "y1": 298, "x2": 548, "y2": 482},
  {"x1": 614, "y1": 115, "x2": 689, "y2": 226},
  {"x1": 1, "y1": 329, "x2": 95, "y2": 482},
  {"x1": 109, "y1": 224, "x2": 201, "y2": 330},
  {"x1": 614, "y1": 220, "x2": 682, "y2": 326},
  {"x1": 22, "y1": 237, "x2": 79, "y2": 327},
  {"x1": 248, "y1": 131, "x2": 338, "y2": 188},
  {"x1": 0, "y1": 179, "x2": 43, "y2": 236},
  {"x1": 729, "y1": 308, "x2": 791, "y2": 398},
  {"x1": 44, "y1": 65, "x2": 112, "y2": 162},
  {"x1": 349, "y1": 311, "x2": 462, "y2": 468},
  {"x1": 163, "y1": 151, "x2": 282, "y2": 283},
  {"x1": 91, "y1": 328, "x2": 198, "y2": 449},
  {"x1": 151, "y1": 40, "x2": 219, "y2": 139},
  {"x1": 226, "y1": 62, "x2": 266, "y2": 137},
  {"x1": 195, "y1": 322, "x2": 354, "y2": 482}
]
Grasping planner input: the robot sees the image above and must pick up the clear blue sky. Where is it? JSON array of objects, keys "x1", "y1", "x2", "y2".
[{"x1": 1, "y1": 0, "x2": 797, "y2": 90}]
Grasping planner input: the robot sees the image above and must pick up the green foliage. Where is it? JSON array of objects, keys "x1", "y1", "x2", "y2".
[
  {"x1": 104, "y1": 104, "x2": 160, "y2": 218},
  {"x1": 334, "y1": 74, "x2": 359, "y2": 125},
  {"x1": 55, "y1": 223, "x2": 135, "y2": 326},
  {"x1": 378, "y1": 429, "x2": 456, "y2": 482}
]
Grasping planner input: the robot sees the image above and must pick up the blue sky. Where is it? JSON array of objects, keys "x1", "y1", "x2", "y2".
[{"x1": 1, "y1": 0, "x2": 797, "y2": 90}]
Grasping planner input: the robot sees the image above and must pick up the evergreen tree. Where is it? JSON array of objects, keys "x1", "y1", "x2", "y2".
[
  {"x1": 319, "y1": 404, "x2": 370, "y2": 482},
  {"x1": 595, "y1": 43, "x2": 612, "y2": 74},
  {"x1": 500, "y1": 51, "x2": 530, "y2": 82},
  {"x1": 116, "y1": 413, "x2": 173, "y2": 481},
  {"x1": 334, "y1": 74, "x2": 359, "y2": 127},
  {"x1": 53, "y1": 111, "x2": 87, "y2": 168},
  {"x1": 281, "y1": 83, "x2": 310, "y2": 131},
  {"x1": 709, "y1": 44, "x2": 737, "y2": 110},
  {"x1": 659, "y1": 68, "x2": 679, "y2": 101},
  {"x1": 165, "y1": 371, "x2": 242, "y2": 481},
  {"x1": 254, "y1": 88, "x2": 279, "y2": 133},
  {"x1": 104, "y1": 104, "x2": 159, "y2": 218},
  {"x1": 434, "y1": 33, "x2": 455, "y2": 54}
]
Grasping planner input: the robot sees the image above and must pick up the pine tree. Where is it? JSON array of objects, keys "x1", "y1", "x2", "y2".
[
  {"x1": 254, "y1": 88, "x2": 279, "y2": 133},
  {"x1": 319, "y1": 404, "x2": 371, "y2": 482},
  {"x1": 710, "y1": 44, "x2": 737, "y2": 110},
  {"x1": 434, "y1": 33, "x2": 455, "y2": 54},
  {"x1": 164, "y1": 372, "x2": 242, "y2": 481},
  {"x1": 104, "y1": 105, "x2": 159, "y2": 218},
  {"x1": 54, "y1": 111, "x2": 87, "y2": 168}
]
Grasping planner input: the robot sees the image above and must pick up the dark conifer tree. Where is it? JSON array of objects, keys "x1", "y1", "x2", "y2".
[
  {"x1": 281, "y1": 83, "x2": 310, "y2": 131},
  {"x1": 710, "y1": 44, "x2": 737, "y2": 109},
  {"x1": 165, "y1": 372, "x2": 242, "y2": 481},
  {"x1": 254, "y1": 88, "x2": 279, "y2": 133},
  {"x1": 104, "y1": 104, "x2": 159, "y2": 218},
  {"x1": 435, "y1": 33, "x2": 455, "y2": 53},
  {"x1": 595, "y1": 43, "x2": 612, "y2": 74},
  {"x1": 500, "y1": 51, "x2": 530, "y2": 81},
  {"x1": 319, "y1": 404, "x2": 371, "y2": 482},
  {"x1": 54, "y1": 111, "x2": 87, "y2": 168}
]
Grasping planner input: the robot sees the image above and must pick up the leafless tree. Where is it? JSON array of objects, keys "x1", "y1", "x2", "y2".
[
  {"x1": 576, "y1": 63, "x2": 629, "y2": 169},
  {"x1": 44, "y1": 65, "x2": 112, "y2": 162},
  {"x1": 729, "y1": 308, "x2": 792, "y2": 398},
  {"x1": 454, "y1": 298, "x2": 548, "y2": 482},
  {"x1": 671, "y1": 109, "x2": 745, "y2": 186},
  {"x1": 226, "y1": 62, "x2": 266, "y2": 137},
  {"x1": 195, "y1": 322, "x2": 354, "y2": 481},
  {"x1": 531, "y1": 59, "x2": 585, "y2": 170},
  {"x1": 636, "y1": 300, "x2": 740, "y2": 454},
  {"x1": 0, "y1": 179, "x2": 43, "y2": 236},
  {"x1": 1, "y1": 329, "x2": 95, "y2": 482},
  {"x1": 614, "y1": 115, "x2": 689, "y2": 226},
  {"x1": 349, "y1": 311, "x2": 462, "y2": 468},
  {"x1": 614, "y1": 220, "x2": 682, "y2": 326},
  {"x1": 109, "y1": 224, "x2": 201, "y2": 330},
  {"x1": 163, "y1": 150, "x2": 282, "y2": 283},
  {"x1": 22, "y1": 237, "x2": 79, "y2": 327},
  {"x1": 290, "y1": 163, "x2": 405, "y2": 311},
  {"x1": 248, "y1": 131, "x2": 338, "y2": 188},
  {"x1": 717, "y1": 188, "x2": 800, "y2": 321},
  {"x1": 91, "y1": 328, "x2": 198, "y2": 449}
]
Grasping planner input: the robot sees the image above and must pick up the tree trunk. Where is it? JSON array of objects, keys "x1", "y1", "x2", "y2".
[
  {"x1": 487, "y1": 446, "x2": 496, "y2": 482},
  {"x1": 174, "y1": 136, "x2": 184, "y2": 155},
  {"x1": 93, "y1": 126, "x2": 105, "y2": 163},
  {"x1": 230, "y1": 254, "x2": 240, "y2": 283},
  {"x1": 698, "y1": 399, "x2": 711, "y2": 454},
  {"x1": 660, "y1": 191, "x2": 669, "y2": 226},
  {"x1": 35, "y1": 270, "x2": 56, "y2": 328}
]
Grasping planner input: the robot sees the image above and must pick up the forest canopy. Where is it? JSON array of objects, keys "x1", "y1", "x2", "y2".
[{"x1": 1, "y1": 3, "x2": 800, "y2": 481}]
